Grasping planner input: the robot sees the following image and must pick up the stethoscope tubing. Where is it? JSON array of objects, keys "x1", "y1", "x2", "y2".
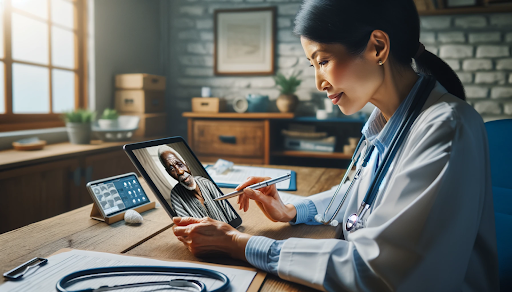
[
  {"x1": 320, "y1": 137, "x2": 366, "y2": 223},
  {"x1": 346, "y1": 76, "x2": 437, "y2": 231},
  {"x1": 362, "y1": 76, "x2": 437, "y2": 207},
  {"x1": 56, "y1": 266, "x2": 230, "y2": 292},
  {"x1": 321, "y1": 140, "x2": 375, "y2": 225}
]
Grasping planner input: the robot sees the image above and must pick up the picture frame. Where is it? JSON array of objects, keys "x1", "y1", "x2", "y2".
[
  {"x1": 444, "y1": 0, "x2": 479, "y2": 7},
  {"x1": 214, "y1": 7, "x2": 276, "y2": 76}
]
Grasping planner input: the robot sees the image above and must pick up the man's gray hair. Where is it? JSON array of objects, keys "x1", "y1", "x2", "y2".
[{"x1": 157, "y1": 145, "x2": 186, "y2": 168}]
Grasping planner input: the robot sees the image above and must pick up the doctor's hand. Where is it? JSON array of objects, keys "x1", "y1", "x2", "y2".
[
  {"x1": 236, "y1": 176, "x2": 297, "y2": 222},
  {"x1": 172, "y1": 217, "x2": 251, "y2": 261}
]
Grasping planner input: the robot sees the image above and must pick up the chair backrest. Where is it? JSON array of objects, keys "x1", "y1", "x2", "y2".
[{"x1": 485, "y1": 119, "x2": 512, "y2": 291}]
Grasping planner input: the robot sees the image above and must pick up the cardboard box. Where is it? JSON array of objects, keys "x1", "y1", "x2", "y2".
[
  {"x1": 115, "y1": 90, "x2": 165, "y2": 113},
  {"x1": 133, "y1": 113, "x2": 167, "y2": 138},
  {"x1": 115, "y1": 74, "x2": 166, "y2": 90},
  {"x1": 191, "y1": 97, "x2": 226, "y2": 113}
]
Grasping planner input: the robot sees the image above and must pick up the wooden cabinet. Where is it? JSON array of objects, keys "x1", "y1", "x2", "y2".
[
  {"x1": 183, "y1": 112, "x2": 366, "y2": 168},
  {"x1": 193, "y1": 120, "x2": 266, "y2": 160},
  {"x1": 0, "y1": 159, "x2": 81, "y2": 233},
  {"x1": 185, "y1": 113, "x2": 287, "y2": 164},
  {"x1": 0, "y1": 142, "x2": 139, "y2": 234}
]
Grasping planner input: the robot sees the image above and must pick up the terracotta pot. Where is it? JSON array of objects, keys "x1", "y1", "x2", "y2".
[{"x1": 276, "y1": 94, "x2": 299, "y2": 113}]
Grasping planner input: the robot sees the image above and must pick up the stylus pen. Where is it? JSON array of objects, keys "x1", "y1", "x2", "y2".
[{"x1": 213, "y1": 173, "x2": 292, "y2": 201}]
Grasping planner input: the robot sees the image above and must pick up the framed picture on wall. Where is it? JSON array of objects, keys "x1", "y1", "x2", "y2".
[{"x1": 214, "y1": 7, "x2": 276, "y2": 76}]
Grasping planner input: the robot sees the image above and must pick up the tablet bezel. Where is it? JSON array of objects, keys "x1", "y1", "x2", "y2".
[{"x1": 123, "y1": 136, "x2": 242, "y2": 228}]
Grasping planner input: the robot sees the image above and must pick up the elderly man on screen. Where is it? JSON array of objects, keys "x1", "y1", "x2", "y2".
[{"x1": 158, "y1": 146, "x2": 236, "y2": 223}]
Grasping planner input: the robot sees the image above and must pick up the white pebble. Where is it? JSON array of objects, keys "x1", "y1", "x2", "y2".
[{"x1": 124, "y1": 209, "x2": 143, "y2": 224}]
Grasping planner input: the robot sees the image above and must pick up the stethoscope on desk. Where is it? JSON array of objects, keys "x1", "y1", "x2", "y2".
[
  {"x1": 314, "y1": 75, "x2": 437, "y2": 232},
  {"x1": 56, "y1": 266, "x2": 230, "y2": 292}
]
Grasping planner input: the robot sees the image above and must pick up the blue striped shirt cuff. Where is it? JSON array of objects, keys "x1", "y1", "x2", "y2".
[
  {"x1": 245, "y1": 236, "x2": 276, "y2": 273},
  {"x1": 290, "y1": 199, "x2": 317, "y2": 225}
]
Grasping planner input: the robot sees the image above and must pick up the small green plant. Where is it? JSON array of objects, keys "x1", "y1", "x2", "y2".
[
  {"x1": 62, "y1": 109, "x2": 96, "y2": 123},
  {"x1": 273, "y1": 70, "x2": 302, "y2": 95},
  {"x1": 101, "y1": 108, "x2": 119, "y2": 120}
]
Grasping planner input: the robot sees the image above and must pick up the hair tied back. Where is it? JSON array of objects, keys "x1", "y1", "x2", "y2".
[{"x1": 414, "y1": 42, "x2": 425, "y2": 59}]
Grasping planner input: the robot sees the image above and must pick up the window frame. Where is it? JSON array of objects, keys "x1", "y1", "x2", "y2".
[{"x1": 0, "y1": 0, "x2": 88, "y2": 132}]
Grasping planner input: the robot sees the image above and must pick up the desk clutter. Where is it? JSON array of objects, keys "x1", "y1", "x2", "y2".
[{"x1": 115, "y1": 73, "x2": 167, "y2": 138}]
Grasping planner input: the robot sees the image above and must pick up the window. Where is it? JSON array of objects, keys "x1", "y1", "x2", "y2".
[{"x1": 0, "y1": 0, "x2": 87, "y2": 132}]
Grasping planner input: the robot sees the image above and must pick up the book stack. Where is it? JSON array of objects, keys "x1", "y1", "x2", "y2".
[
  {"x1": 282, "y1": 124, "x2": 336, "y2": 153},
  {"x1": 115, "y1": 74, "x2": 167, "y2": 138}
]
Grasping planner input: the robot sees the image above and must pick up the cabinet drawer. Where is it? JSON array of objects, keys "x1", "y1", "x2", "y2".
[{"x1": 193, "y1": 120, "x2": 264, "y2": 157}]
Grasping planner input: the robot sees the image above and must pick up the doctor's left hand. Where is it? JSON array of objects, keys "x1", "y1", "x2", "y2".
[{"x1": 172, "y1": 217, "x2": 252, "y2": 261}]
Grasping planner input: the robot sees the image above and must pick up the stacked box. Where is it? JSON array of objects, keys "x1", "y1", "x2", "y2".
[{"x1": 115, "y1": 74, "x2": 167, "y2": 138}]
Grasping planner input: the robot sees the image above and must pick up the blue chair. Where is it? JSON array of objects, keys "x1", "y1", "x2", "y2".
[{"x1": 485, "y1": 119, "x2": 512, "y2": 291}]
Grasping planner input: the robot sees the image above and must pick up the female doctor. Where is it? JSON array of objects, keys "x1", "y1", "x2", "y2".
[{"x1": 172, "y1": 0, "x2": 500, "y2": 290}]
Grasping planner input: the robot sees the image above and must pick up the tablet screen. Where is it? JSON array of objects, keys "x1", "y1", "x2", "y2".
[
  {"x1": 89, "y1": 173, "x2": 148, "y2": 216},
  {"x1": 130, "y1": 140, "x2": 238, "y2": 224}
]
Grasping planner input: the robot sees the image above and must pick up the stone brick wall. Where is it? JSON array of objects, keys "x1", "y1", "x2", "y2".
[
  {"x1": 420, "y1": 13, "x2": 512, "y2": 121},
  {"x1": 162, "y1": 0, "x2": 512, "y2": 136}
]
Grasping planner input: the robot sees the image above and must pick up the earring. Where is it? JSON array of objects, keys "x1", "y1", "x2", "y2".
[{"x1": 378, "y1": 60, "x2": 383, "y2": 66}]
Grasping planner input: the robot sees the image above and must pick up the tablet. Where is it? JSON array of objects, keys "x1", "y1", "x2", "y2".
[
  {"x1": 123, "y1": 136, "x2": 242, "y2": 228},
  {"x1": 86, "y1": 172, "x2": 151, "y2": 218}
]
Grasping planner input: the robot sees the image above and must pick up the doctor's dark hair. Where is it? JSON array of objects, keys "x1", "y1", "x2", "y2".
[{"x1": 294, "y1": 0, "x2": 466, "y2": 100}]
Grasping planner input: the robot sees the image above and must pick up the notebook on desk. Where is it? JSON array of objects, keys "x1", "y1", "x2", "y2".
[{"x1": 205, "y1": 165, "x2": 297, "y2": 191}]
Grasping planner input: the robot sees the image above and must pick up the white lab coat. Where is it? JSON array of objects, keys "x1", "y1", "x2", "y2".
[{"x1": 277, "y1": 82, "x2": 500, "y2": 291}]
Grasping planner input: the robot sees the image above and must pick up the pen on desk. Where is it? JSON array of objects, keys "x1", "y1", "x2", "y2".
[{"x1": 214, "y1": 173, "x2": 292, "y2": 201}]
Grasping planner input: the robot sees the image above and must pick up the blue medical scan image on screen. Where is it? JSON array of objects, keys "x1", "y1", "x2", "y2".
[{"x1": 90, "y1": 174, "x2": 148, "y2": 216}]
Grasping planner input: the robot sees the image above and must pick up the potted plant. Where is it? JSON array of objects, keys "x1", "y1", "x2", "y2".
[
  {"x1": 98, "y1": 108, "x2": 119, "y2": 129},
  {"x1": 274, "y1": 70, "x2": 302, "y2": 113},
  {"x1": 62, "y1": 109, "x2": 95, "y2": 144}
]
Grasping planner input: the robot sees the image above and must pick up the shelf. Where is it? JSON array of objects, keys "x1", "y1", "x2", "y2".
[
  {"x1": 182, "y1": 112, "x2": 294, "y2": 119},
  {"x1": 418, "y1": 4, "x2": 512, "y2": 15},
  {"x1": 272, "y1": 150, "x2": 353, "y2": 160},
  {"x1": 290, "y1": 116, "x2": 367, "y2": 123}
]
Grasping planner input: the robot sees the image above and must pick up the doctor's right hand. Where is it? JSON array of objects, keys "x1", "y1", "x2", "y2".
[{"x1": 236, "y1": 176, "x2": 297, "y2": 222}]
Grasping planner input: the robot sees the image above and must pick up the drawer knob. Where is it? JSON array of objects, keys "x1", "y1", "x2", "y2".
[{"x1": 219, "y1": 135, "x2": 236, "y2": 144}]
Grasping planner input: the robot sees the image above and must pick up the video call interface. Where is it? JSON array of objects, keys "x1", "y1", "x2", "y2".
[
  {"x1": 90, "y1": 174, "x2": 148, "y2": 216},
  {"x1": 132, "y1": 142, "x2": 237, "y2": 223}
]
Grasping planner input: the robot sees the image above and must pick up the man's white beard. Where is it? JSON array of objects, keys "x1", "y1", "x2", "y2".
[{"x1": 179, "y1": 172, "x2": 196, "y2": 191}]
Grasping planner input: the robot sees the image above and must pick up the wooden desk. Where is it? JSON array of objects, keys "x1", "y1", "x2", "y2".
[{"x1": 0, "y1": 165, "x2": 345, "y2": 291}]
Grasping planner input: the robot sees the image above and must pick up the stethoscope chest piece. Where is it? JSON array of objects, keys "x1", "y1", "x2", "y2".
[{"x1": 345, "y1": 213, "x2": 359, "y2": 232}]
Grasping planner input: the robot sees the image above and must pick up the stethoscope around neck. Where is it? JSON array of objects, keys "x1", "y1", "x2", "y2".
[{"x1": 314, "y1": 75, "x2": 437, "y2": 232}]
